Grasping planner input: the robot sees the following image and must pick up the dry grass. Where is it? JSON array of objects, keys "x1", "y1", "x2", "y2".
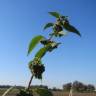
[
  {"x1": 0, "y1": 88, "x2": 19, "y2": 96},
  {"x1": 0, "y1": 89, "x2": 96, "y2": 96},
  {"x1": 52, "y1": 91, "x2": 96, "y2": 96}
]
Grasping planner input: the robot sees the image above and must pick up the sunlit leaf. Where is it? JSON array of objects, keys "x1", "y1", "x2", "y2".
[
  {"x1": 58, "y1": 31, "x2": 66, "y2": 37},
  {"x1": 49, "y1": 12, "x2": 60, "y2": 18},
  {"x1": 35, "y1": 47, "x2": 48, "y2": 59},
  {"x1": 27, "y1": 35, "x2": 45, "y2": 56},
  {"x1": 44, "y1": 23, "x2": 54, "y2": 30}
]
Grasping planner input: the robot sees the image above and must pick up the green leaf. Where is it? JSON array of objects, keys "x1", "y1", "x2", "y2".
[
  {"x1": 49, "y1": 12, "x2": 60, "y2": 18},
  {"x1": 28, "y1": 60, "x2": 33, "y2": 65},
  {"x1": 44, "y1": 23, "x2": 54, "y2": 30},
  {"x1": 35, "y1": 47, "x2": 48, "y2": 59},
  {"x1": 27, "y1": 35, "x2": 45, "y2": 56},
  {"x1": 63, "y1": 22, "x2": 81, "y2": 36}
]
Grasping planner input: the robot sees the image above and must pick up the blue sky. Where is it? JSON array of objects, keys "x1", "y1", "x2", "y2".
[{"x1": 0, "y1": 0, "x2": 96, "y2": 88}]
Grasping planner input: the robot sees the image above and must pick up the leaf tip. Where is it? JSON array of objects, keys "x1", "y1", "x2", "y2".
[
  {"x1": 27, "y1": 51, "x2": 29, "y2": 56},
  {"x1": 77, "y1": 32, "x2": 81, "y2": 37}
]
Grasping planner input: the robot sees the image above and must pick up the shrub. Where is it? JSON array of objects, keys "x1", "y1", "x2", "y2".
[
  {"x1": 16, "y1": 89, "x2": 33, "y2": 96},
  {"x1": 35, "y1": 88, "x2": 53, "y2": 96}
]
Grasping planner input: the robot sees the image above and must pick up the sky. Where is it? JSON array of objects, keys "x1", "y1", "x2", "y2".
[{"x1": 0, "y1": 0, "x2": 96, "y2": 88}]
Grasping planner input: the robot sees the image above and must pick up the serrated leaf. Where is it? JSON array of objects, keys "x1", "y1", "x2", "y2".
[
  {"x1": 49, "y1": 12, "x2": 60, "y2": 18},
  {"x1": 27, "y1": 35, "x2": 45, "y2": 56},
  {"x1": 63, "y1": 22, "x2": 81, "y2": 36},
  {"x1": 44, "y1": 23, "x2": 54, "y2": 30},
  {"x1": 35, "y1": 47, "x2": 48, "y2": 59}
]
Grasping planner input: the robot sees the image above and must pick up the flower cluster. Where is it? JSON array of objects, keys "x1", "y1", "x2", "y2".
[{"x1": 29, "y1": 57, "x2": 45, "y2": 79}]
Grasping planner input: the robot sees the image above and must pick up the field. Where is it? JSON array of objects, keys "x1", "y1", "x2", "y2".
[
  {"x1": 0, "y1": 88, "x2": 96, "y2": 96},
  {"x1": 53, "y1": 91, "x2": 96, "y2": 96},
  {"x1": 0, "y1": 88, "x2": 19, "y2": 96}
]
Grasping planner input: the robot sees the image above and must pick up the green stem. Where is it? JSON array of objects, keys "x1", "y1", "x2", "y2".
[{"x1": 49, "y1": 34, "x2": 54, "y2": 41}]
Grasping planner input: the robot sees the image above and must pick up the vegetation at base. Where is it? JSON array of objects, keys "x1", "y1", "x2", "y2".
[
  {"x1": 16, "y1": 89, "x2": 33, "y2": 96},
  {"x1": 0, "y1": 84, "x2": 96, "y2": 96},
  {"x1": 0, "y1": 81, "x2": 96, "y2": 93},
  {"x1": 35, "y1": 88, "x2": 53, "y2": 96}
]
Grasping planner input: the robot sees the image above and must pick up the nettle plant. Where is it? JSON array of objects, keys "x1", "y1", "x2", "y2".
[{"x1": 27, "y1": 12, "x2": 81, "y2": 90}]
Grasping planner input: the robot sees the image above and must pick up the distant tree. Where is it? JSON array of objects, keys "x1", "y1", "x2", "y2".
[
  {"x1": 86, "y1": 84, "x2": 95, "y2": 92},
  {"x1": 30, "y1": 85, "x2": 48, "y2": 89},
  {"x1": 73, "y1": 81, "x2": 86, "y2": 92},
  {"x1": 0, "y1": 85, "x2": 11, "y2": 88},
  {"x1": 52, "y1": 87, "x2": 62, "y2": 91},
  {"x1": 63, "y1": 81, "x2": 96, "y2": 92},
  {"x1": 39, "y1": 85, "x2": 48, "y2": 89},
  {"x1": 52, "y1": 87, "x2": 57, "y2": 91},
  {"x1": 63, "y1": 83, "x2": 72, "y2": 91}
]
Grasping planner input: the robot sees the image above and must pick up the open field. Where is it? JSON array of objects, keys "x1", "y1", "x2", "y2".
[
  {"x1": 0, "y1": 88, "x2": 19, "y2": 96},
  {"x1": 0, "y1": 89, "x2": 96, "y2": 96},
  {"x1": 53, "y1": 91, "x2": 96, "y2": 96}
]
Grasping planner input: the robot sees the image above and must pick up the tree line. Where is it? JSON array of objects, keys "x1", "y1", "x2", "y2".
[
  {"x1": 0, "y1": 81, "x2": 95, "y2": 93},
  {"x1": 63, "y1": 81, "x2": 95, "y2": 92}
]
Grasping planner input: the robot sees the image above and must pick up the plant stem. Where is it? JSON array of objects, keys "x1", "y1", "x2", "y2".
[
  {"x1": 27, "y1": 74, "x2": 34, "y2": 90},
  {"x1": 49, "y1": 34, "x2": 54, "y2": 41}
]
